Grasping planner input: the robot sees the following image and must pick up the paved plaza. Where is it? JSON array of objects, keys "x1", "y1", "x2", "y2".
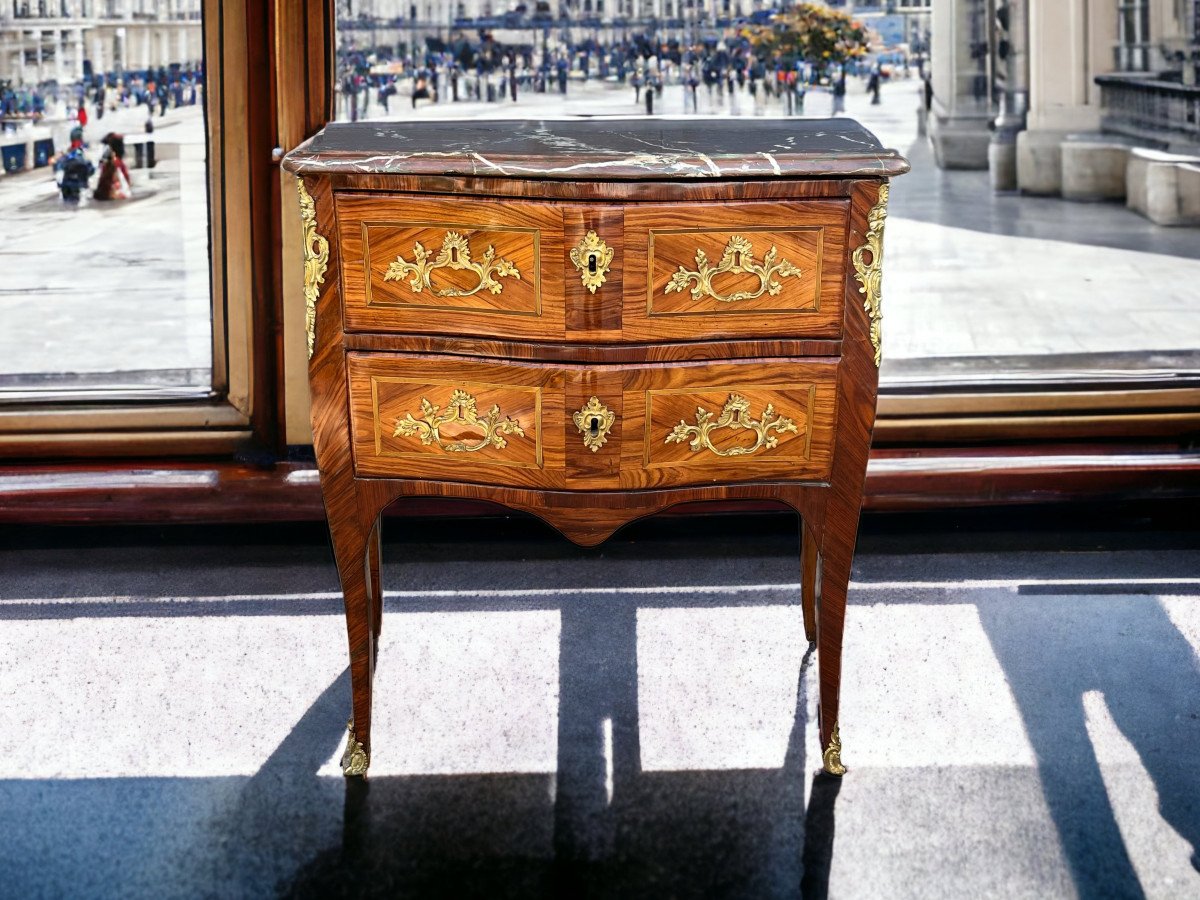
[
  {"x1": 1, "y1": 513, "x2": 1197, "y2": 898},
  {"x1": 2, "y1": 76, "x2": 1198, "y2": 389},
  {"x1": 0, "y1": 101, "x2": 210, "y2": 390}
]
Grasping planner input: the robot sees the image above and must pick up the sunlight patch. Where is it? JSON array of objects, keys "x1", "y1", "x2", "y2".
[{"x1": 637, "y1": 606, "x2": 805, "y2": 771}]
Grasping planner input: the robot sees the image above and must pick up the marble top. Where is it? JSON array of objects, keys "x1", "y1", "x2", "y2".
[{"x1": 282, "y1": 117, "x2": 909, "y2": 180}]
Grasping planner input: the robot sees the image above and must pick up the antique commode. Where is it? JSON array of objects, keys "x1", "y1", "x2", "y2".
[{"x1": 282, "y1": 118, "x2": 907, "y2": 778}]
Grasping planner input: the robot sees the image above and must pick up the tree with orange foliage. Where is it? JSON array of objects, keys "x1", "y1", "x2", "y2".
[{"x1": 742, "y1": 2, "x2": 869, "y2": 77}]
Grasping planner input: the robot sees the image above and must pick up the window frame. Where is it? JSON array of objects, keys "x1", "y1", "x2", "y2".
[
  {"x1": 2, "y1": 0, "x2": 1197, "y2": 472},
  {"x1": 0, "y1": 0, "x2": 271, "y2": 458}
]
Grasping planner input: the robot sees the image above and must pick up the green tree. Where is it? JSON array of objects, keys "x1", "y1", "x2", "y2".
[{"x1": 742, "y1": 3, "x2": 870, "y2": 75}]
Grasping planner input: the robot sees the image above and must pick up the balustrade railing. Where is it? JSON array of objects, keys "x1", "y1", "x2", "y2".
[{"x1": 1095, "y1": 72, "x2": 1200, "y2": 144}]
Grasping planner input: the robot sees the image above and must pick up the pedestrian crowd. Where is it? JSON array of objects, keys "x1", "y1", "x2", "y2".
[
  {"x1": 334, "y1": 33, "x2": 905, "y2": 120},
  {"x1": 2, "y1": 64, "x2": 205, "y2": 204},
  {"x1": 2, "y1": 65, "x2": 204, "y2": 130}
]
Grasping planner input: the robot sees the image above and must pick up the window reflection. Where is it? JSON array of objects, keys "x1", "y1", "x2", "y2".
[
  {"x1": 332, "y1": 1, "x2": 1200, "y2": 388},
  {"x1": 0, "y1": 1, "x2": 210, "y2": 397}
]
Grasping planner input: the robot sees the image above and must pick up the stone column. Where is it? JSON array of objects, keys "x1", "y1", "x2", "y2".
[
  {"x1": 36, "y1": 29, "x2": 47, "y2": 83},
  {"x1": 1016, "y1": 0, "x2": 1118, "y2": 194},
  {"x1": 91, "y1": 34, "x2": 105, "y2": 78},
  {"x1": 928, "y1": 0, "x2": 993, "y2": 169},
  {"x1": 988, "y1": 0, "x2": 1029, "y2": 189},
  {"x1": 74, "y1": 28, "x2": 85, "y2": 81}
]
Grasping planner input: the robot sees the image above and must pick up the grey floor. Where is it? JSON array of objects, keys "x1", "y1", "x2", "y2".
[{"x1": 1, "y1": 507, "x2": 1198, "y2": 899}]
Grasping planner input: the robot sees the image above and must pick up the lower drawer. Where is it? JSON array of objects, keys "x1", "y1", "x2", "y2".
[{"x1": 347, "y1": 352, "x2": 838, "y2": 491}]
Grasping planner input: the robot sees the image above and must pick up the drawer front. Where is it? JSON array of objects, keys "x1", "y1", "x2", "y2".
[
  {"x1": 348, "y1": 353, "x2": 837, "y2": 490},
  {"x1": 337, "y1": 194, "x2": 566, "y2": 340},
  {"x1": 348, "y1": 354, "x2": 561, "y2": 488},
  {"x1": 622, "y1": 201, "x2": 848, "y2": 342},
  {"x1": 618, "y1": 360, "x2": 837, "y2": 489}
]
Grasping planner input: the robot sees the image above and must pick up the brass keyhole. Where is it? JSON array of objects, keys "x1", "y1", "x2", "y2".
[
  {"x1": 588, "y1": 253, "x2": 598, "y2": 274},
  {"x1": 733, "y1": 250, "x2": 742, "y2": 268},
  {"x1": 588, "y1": 416, "x2": 600, "y2": 437},
  {"x1": 450, "y1": 247, "x2": 459, "y2": 263}
]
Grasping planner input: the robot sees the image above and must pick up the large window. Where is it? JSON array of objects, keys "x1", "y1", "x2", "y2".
[
  {"x1": 0, "y1": 2, "x2": 210, "y2": 399},
  {"x1": 1116, "y1": 0, "x2": 1151, "y2": 71},
  {"x1": 327, "y1": 7, "x2": 1200, "y2": 443},
  {"x1": 0, "y1": 0, "x2": 276, "y2": 457}
]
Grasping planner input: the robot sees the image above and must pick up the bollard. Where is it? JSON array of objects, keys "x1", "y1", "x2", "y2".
[{"x1": 645, "y1": 87, "x2": 653, "y2": 115}]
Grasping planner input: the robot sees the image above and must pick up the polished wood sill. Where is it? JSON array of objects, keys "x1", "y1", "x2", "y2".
[{"x1": 2, "y1": 445, "x2": 1197, "y2": 524}]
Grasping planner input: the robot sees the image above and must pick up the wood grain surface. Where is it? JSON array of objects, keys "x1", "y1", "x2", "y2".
[
  {"x1": 623, "y1": 201, "x2": 848, "y2": 341},
  {"x1": 337, "y1": 193, "x2": 565, "y2": 340},
  {"x1": 347, "y1": 352, "x2": 838, "y2": 490},
  {"x1": 295, "y1": 148, "x2": 894, "y2": 774}
]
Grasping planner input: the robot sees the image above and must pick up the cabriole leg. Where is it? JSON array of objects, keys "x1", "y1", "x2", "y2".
[
  {"x1": 329, "y1": 509, "x2": 377, "y2": 778},
  {"x1": 800, "y1": 521, "x2": 819, "y2": 644}
]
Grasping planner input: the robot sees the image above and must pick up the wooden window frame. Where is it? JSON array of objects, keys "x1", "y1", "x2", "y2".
[
  {"x1": 0, "y1": 0, "x2": 275, "y2": 459},
  {"x1": 0, "y1": 0, "x2": 1195, "y2": 515}
]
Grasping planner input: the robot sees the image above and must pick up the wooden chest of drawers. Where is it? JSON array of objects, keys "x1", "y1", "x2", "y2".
[{"x1": 283, "y1": 119, "x2": 908, "y2": 779}]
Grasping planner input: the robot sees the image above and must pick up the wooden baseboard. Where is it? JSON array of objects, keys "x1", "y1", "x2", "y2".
[{"x1": 1, "y1": 446, "x2": 1198, "y2": 524}]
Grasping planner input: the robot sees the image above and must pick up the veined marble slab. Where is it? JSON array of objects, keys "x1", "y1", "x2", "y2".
[{"x1": 282, "y1": 117, "x2": 910, "y2": 180}]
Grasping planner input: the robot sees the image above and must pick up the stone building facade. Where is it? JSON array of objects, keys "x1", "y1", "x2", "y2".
[
  {"x1": 0, "y1": 0, "x2": 203, "y2": 86},
  {"x1": 928, "y1": 0, "x2": 1199, "y2": 205}
]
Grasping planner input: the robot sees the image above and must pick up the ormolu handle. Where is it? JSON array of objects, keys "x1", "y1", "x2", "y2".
[
  {"x1": 664, "y1": 393, "x2": 799, "y2": 457},
  {"x1": 394, "y1": 389, "x2": 524, "y2": 453},
  {"x1": 384, "y1": 232, "x2": 521, "y2": 298},
  {"x1": 665, "y1": 234, "x2": 802, "y2": 304}
]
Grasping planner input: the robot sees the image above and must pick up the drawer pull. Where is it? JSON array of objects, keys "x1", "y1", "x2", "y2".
[
  {"x1": 384, "y1": 232, "x2": 521, "y2": 298},
  {"x1": 570, "y1": 230, "x2": 614, "y2": 294},
  {"x1": 665, "y1": 393, "x2": 799, "y2": 457},
  {"x1": 393, "y1": 389, "x2": 525, "y2": 453},
  {"x1": 572, "y1": 396, "x2": 616, "y2": 452},
  {"x1": 665, "y1": 235, "x2": 802, "y2": 304}
]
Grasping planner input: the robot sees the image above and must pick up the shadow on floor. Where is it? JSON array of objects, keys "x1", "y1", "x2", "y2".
[
  {"x1": 978, "y1": 593, "x2": 1200, "y2": 898},
  {"x1": 270, "y1": 602, "x2": 830, "y2": 899}
]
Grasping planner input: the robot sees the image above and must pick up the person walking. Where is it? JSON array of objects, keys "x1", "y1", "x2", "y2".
[
  {"x1": 54, "y1": 127, "x2": 93, "y2": 205},
  {"x1": 685, "y1": 64, "x2": 699, "y2": 113},
  {"x1": 867, "y1": 67, "x2": 881, "y2": 105},
  {"x1": 93, "y1": 132, "x2": 131, "y2": 201},
  {"x1": 832, "y1": 69, "x2": 847, "y2": 115}
]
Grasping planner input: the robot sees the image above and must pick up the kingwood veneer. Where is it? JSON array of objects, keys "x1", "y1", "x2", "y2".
[{"x1": 283, "y1": 118, "x2": 908, "y2": 778}]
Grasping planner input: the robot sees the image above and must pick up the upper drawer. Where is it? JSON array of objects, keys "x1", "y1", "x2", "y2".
[
  {"x1": 335, "y1": 193, "x2": 848, "y2": 344},
  {"x1": 336, "y1": 194, "x2": 567, "y2": 340},
  {"x1": 621, "y1": 201, "x2": 849, "y2": 341}
]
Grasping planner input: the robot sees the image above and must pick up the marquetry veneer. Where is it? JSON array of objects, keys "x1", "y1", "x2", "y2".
[{"x1": 283, "y1": 118, "x2": 908, "y2": 779}]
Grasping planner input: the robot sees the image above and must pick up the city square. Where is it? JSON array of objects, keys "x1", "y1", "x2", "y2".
[
  {"x1": 1, "y1": 3, "x2": 1199, "y2": 899},
  {"x1": 3, "y1": 52, "x2": 1199, "y2": 389}
]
